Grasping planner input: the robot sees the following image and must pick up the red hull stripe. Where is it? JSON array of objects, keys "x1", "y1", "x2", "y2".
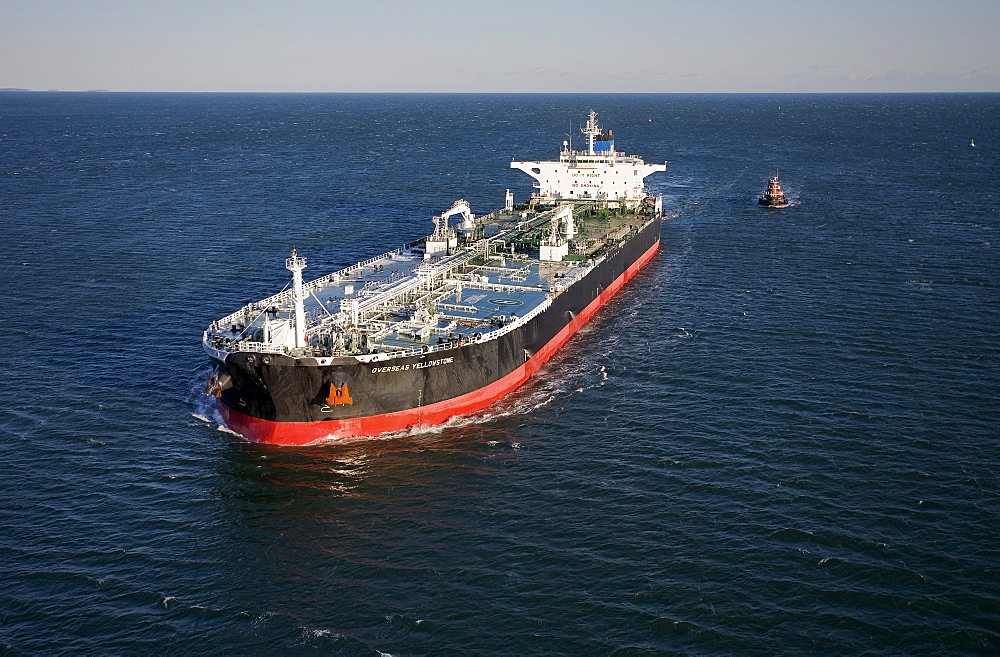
[{"x1": 218, "y1": 239, "x2": 660, "y2": 445}]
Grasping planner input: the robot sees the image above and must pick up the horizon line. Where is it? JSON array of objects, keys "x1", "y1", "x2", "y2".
[{"x1": 3, "y1": 89, "x2": 999, "y2": 95}]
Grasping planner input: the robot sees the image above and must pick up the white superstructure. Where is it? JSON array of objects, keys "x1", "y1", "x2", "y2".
[{"x1": 510, "y1": 110, "x2": 666, "y2": 204}]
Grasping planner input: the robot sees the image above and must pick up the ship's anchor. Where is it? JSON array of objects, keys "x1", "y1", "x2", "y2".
[{"x1": 205, "y1": 371, "x2": 232, "y2": 398}]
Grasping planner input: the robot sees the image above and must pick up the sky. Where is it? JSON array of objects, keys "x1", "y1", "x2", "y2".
[{"x1": 2, "y1": 0, "x2": 999, "y2": 93}]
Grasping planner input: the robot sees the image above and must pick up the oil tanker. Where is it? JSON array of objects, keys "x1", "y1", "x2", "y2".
[{"x1": 203, "y1": 111, "x2": 666, "y2": 445}]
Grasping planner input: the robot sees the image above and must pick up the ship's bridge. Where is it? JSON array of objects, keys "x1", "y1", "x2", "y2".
[{"x1": 510, "y1": 110, "x2": 666, "y2": 204}]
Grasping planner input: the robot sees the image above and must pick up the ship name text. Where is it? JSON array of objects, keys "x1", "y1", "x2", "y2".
[{"x1": 371, "y1": 357, "x2": 455, "y2": 374}]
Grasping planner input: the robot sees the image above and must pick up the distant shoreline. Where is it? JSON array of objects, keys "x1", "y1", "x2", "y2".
[{"x1": 2, "y1": 88, "x2": 998, "y2": 95}]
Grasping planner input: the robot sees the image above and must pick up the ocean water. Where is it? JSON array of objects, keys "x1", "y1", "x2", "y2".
[{"x1": 1, "y1": 92, "x2": 998, "y2": 656}]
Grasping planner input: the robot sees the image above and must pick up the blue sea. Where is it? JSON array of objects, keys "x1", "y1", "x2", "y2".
[{"x1": 2, "y1": 92, "x2": 998, "y2": 656}]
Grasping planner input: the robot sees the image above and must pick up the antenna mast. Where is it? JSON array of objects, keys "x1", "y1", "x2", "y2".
[
  {"x1": 286, "y1": 248, "x2": 307, "y2": 348},
  {"x1": 582, "y1": 109, "x2": 600, "y2": 155}
]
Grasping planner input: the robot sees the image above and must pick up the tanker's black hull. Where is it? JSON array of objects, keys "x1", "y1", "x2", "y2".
[{"x1": 211, "y1": 215, "x2": 661, "y2": 445}]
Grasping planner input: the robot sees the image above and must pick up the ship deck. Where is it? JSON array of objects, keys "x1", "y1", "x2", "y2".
[{"x1": 205, "y1": 205, "x2": 652, "y2": 361}]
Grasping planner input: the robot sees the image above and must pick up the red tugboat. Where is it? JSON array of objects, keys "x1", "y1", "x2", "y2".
[{"x1": 758, "y1": 171, "x2": 790, "y2": 208}]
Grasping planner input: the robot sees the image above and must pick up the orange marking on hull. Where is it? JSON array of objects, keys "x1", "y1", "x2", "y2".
[{"x1": 326, "y1": 383, "x2": 354, "y2": 406}]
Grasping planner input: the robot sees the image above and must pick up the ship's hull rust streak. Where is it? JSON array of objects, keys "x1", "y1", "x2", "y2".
[{"x1": 219, "y1": 238, "x2": 660, "y2": 445}]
